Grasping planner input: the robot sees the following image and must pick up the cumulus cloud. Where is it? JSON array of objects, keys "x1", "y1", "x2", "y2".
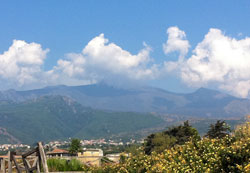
[
  {"x1": 53, "y1": 34, "x2": 159, "y2": 87},
  {"x1": 163, "y1": 27, "x2": 190, "y2": 73},
  {"x1": 166, "y1": 28, "x2": 250, "y2": 98},
  {"x1": 163, "y1": 26, "x2": 190, "y2": 61},
  {"x1": 2, "y1": 28, "x2": 250, "y2": 98},
  {"x1": 0, "y1": 34, "x2": 159, "y2": 90},
  {"x1": 0, "y1": 40, "x2": 49, "y2": 89}
]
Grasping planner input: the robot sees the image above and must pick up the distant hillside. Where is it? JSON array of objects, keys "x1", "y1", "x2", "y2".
[
  {"x1": 0, "y1": 96, "x2": 163, "y2": 144},
  {"x1": 0, "y1": 84, "x2": 250, "y2": 118}
]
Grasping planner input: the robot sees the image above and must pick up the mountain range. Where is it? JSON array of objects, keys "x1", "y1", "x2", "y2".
[
  {"x1": 0, "y1": 84, "x2": 249, "y2": 144},
  {"x1": 0, "y1": 95, "x2": 163, "y2": 144},
  {"x1": 1, "y1": 84, "x2": 250, "y2": 118}
]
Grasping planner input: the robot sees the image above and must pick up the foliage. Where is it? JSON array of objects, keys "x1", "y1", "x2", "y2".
[
  {"x1": 164, "y1": 121, "x2": 200, "y2": 144},
  {"x1": 144, "y1": 121, "x2": 200, "y2": 154},
  {"x1": 144, "y1": 132, "x2": 176, "y2": 155},
  {"x1": 234, "y1": 116, "x2": 250, "y2": 140},
  {"x1": 101, "y1": 156, "x2": 115, "y2": 164},
  {"x1": 190, "y1": 118, "x2": 244, "y2": 136},
  {"x1": 84, "y1": 135, "x2": 250, "y2": 172},
  {"x1": 124, "y1": 144, "x2": 143, "y2": 156},
  {"x1": 47, "y1": 158, "x2": 87, "y2": 172},
  {"x1": 205, "y1": 120, "x2": 231, "y2": 139},
  {"x1": 72, "y1": 119, "x2": 250, "y2": 172},
  {"x1": 69, "y1": 138, "x2": 82, "y2": 155}
]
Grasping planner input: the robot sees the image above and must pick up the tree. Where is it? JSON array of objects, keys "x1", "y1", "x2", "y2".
[
  {"x1": 144, "y1": 132, "x2": 176, "y2": 155},
  {"x1": 69, "y1": 138, "x2": 82, "y2": 155},
  {"x1": 144, "y1": 121, "x2": 200, "y2": 154},
  {"x1": 205, "y1": 120, "x2": 231, "y2": 139},
  {"x1": 164, "y1": 120, "x2": 200, "y2": 145}
]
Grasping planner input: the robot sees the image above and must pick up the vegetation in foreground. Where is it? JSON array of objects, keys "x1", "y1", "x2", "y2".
[
  {"x1": 47, "y1": 158, "x2": 86, "y2": 172},
  {"x1": 48, "y1": 118, "x2": 250, "y2": 172}
]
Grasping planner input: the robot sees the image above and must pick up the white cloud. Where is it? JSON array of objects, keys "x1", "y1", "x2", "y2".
[
  {"x1": 0, "y1": 35, "x2": 159, "y2": 90},
  {"x1": 82, "y1": 33, "x2": 154, "y2": 78},
  {"x1": 83, "y1": 34, "x2": 148, "y2": 68},
  {"x1": 0, "y1": 33, "x2": 161, "y2": 90},
  {"x1": 2, "y1": 28, "x2": 250, "y2": 98},
  {"x1": 167, "y1": 28, "x2": 250, "y2": 98},
  {"x1": 163, "y1": 26, "x2": 190, "y2": 61},
  {"x1": 0, "y1": 40, "x2": 49, "y2": 89},
  {"x1": 53, "y1": 33, "x2": 159, "y2": 86},
  {"x1": 162, "y1": 27, "x2": 190, "y2": 73}
]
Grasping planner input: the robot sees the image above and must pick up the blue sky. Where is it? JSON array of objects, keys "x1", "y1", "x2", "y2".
[{"x1": 1, "y1": 1, "x2": 250, "y2": 97}]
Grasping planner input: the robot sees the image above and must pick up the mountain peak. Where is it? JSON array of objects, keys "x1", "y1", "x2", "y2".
[{"x1": 194, "y1": 87, "x2": 221, "y2": 95}]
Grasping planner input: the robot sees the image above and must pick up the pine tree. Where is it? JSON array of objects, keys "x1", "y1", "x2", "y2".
[
  {"x1": 205, "y1": 120, "x2": 231, "y2": 138},
  {"x1": 144, "y1": 121, "x2": 200, "y2": 154}
]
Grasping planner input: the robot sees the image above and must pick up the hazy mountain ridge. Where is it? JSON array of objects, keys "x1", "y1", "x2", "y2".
[
  {"x1": 1, "y1": 84, "x2": 249, "y2": 118},
  {"x1": 0, "y1": 95, "x2": 164, "y2": 144},
  {"x1": 0, "y1": 84, "x2": 249, "y2": 144}
]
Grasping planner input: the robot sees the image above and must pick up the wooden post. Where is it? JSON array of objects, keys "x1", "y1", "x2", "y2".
[
  {"x1": 7, "y1": 151, "x2": 12, "y2": 173},
  {"x1": 1, "y1": 158, "x2": 6, "y2": 173},
  {"x1": 36, "y1": 159, "x2": 41, "y2": 173},
  {"x1": 11, "y1": 153, "x2": 22, "y2": 173},
  {"x1": 22, "y1": 157, "x2": 30, "y2": 173},
  {"x1": 1, "y1": 159, "x2": 3, "y2": 172},
  {"x1": 36, "y1": 151, "x2": 41, "y2": 173},
  {"x1": 38, "y1": 142, "x2": 48, "y2": 173}
]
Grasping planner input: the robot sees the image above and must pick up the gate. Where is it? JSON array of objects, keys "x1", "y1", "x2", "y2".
[{"x1": 0, "y1": 142, "x2": 48, "y2": 173}]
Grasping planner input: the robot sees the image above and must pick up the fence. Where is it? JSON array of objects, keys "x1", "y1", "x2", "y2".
[{"x1": 0, "y1": 142, "x2": 48, "y2": 173}]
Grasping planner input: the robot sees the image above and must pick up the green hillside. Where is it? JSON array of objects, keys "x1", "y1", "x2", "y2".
[{"x1": 0, "y1": 96, "x2": 163, "y2": 144}]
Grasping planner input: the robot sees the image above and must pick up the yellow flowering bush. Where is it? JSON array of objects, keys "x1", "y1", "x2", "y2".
[
  {"x1": 84, "y1": 120, "x2": 250, "y2": 173},
  {"x1": 235, "y1": 117, "x2": 250, "y2": 140}
]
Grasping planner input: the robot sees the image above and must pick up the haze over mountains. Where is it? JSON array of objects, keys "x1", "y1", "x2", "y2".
[
  {"x1": 0, "y1": 84, "x2": 249, "y2": 144},
  {"x1": 0, "y1": 95, "x2": 164, "y2": 144},
  {"x1": 1, "y1": 83, "x2": 250, "y2": 118}
]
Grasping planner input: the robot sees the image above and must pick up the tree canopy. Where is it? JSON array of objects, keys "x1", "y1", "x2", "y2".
[
  {"x1": 144, "y1": 121, "x2": 200, "y2": 154},
  {"x1": 205, "y1": 120, "x2": 231, "y2": 139},
  {"x1": 69, "y1": 138, "x2": 82, "y2": 155}
]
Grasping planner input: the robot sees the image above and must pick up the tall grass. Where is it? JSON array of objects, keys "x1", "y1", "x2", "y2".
[{"x1": 47, "y1": 158, "x2": 84, "y2": 171}]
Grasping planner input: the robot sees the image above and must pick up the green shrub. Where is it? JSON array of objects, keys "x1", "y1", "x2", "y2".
[
  {"x1": 47, "y1": 158, "x2": 85, "y2": 171},
  {"x1": 88, "y1": 120, "x2": 250, "y2": 172}
]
